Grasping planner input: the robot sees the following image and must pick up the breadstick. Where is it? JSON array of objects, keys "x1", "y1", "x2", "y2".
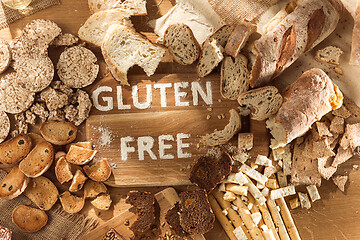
[
  {"x1": 275, "y1": 197, "x2": 301, "y2": 240},
  {"x1": 258, "y1": 203, "x2": 281, "y2": 240},
  {"x1": 212, "y1": 190, "x2": 252, "y2": 240},
  {"x1": 226, "y1": 184, "x2": 248, "y2": 196},
  {"x1": 247, "y1": 194, "x2": 265, "y2": 226},
  {"x1": 234, "y1": 196, "x2": 265, "y2": 240},
  {"x1": 208, "y1": 194, "x2": 238, "y2": 240},
  {"x1": 267, "y1": 199, "x2": 290, "y2": 240}
]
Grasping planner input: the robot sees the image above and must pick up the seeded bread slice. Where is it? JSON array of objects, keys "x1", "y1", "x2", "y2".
[
  {"x1": 202, "y1": 109, "x2": 241, "y2": 146},
  {"x1": 40, "y1": 121, "x2": 77, "y2": 145},
  {"x1": 220, "y1": 54, "x2": 250, "y2": 100},
  {"x1": 0, "y1": 166, "x2": 29, "y2": 199},
  {"x1": 24, "y1": 176, "x2": 59, "y2": 211},
  {"x1": 238, "y1": 86, "x2": 283, "y2": 121},
  {"x1": 69, "y1": 169, "x2": 87, "y2": 192},
  {"x1": 91, "y1": 193, "x2": 112, "y2": 210},
  {"x1": 66, "y1": 145, "x2": 97, "y2": 165},
  {"x1": 197, "y1": 39, "x2": 223, "y2": 78},
  {"x1": 0, "y1": 111, "x2": 10, "y2": 144},
  {"x1": 88, "y1": 0, "x2": 147, "y2": 15},
  {"x1": 12, "y1": 205, "x2": 48, "y2": 233},
  {"x1": 315, "y1": 46, "x2": 343, "y2": 65},
  {"x1": 83, "y1": 158, "x2": 111, "y2": 181},
  {"x1": 78, "y1": 9, "x2": 133, "y2": 47},
  {"x1": 84, "y1": 179, "x2": 107, "y2": 198},
  {"x1": 208, "y1": 25, "x2": 234, "y2": 48},
  {"x1": 0, "y1": 38, "x2": 11, "y2": 74},
  {"x1": 0, "y1": 135, "x2": 32, "y2": 166},
  {"x1": 59, "y1": 191, "x2": 85, "y2": 214},
  {"x1": 102, "y1": 24, "x2": 166, "y2": 86},
  {"x1": 55, "y1": 156, "x2": 73, "y2": 184},
  {"x1": 225, "y1": 22, "x2": 257, "y2": 58},
  {"x1": 164, "y1": 23, "x2": 199, "y2": 65}
]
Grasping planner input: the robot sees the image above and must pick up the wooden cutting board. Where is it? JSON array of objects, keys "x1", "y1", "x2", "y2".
[{"x1": 86, "y1": 74, "x2": 269, "y2": 187}]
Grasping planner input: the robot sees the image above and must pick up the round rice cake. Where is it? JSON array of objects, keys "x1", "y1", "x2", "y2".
[
  {"x1": 0, "y1": 73, "x2": 35, "y2": 114},
  {"x1": 57, "y1": 46, "x2": 99, "y2": 88},
  {"x1": 0, "y1": 38, "x2": 11, "y2": 74},
  {"x1": 0, "y1": 111, "x2": 10, "y2": 143}
]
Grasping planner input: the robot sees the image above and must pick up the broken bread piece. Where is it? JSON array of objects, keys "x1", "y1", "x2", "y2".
[
  {"x1": 83, "y1": 158, "x2": 111, "y2": 181},
  {"x1": 90, "y1": 193, "x2": 112, "y2": 210},
  {"x1": 12, "y1": 205, "x2": 48, "y2": 233},
  {"x1": 315, "y1": 46, "x2": 343, "y2": 65},
  {"x1": 164, "y1": 23, "x2": 199, "y2": 65},
  {"x1": 238, "y1": 133, "x2": 253, "y2": 151},
  {"x1": 165, "y1": 203, "x2": 190, "y2": 238},
  {"x1": 201, "y1": 109, "x2": 241, "y2": 146},
  {"x1": 24, "y1": 176, "x2": 59, "y2": 211},
  {"x1": 0, "y1": 166, "x2": 29, "y2": 199},
  {"x1": 66, "y1": 145, "x2": 97, "y2": 165},
  {"x1": 59, "y1": 191, "x2": 85, "y2": 214},
  {"x1": 238, "y1": 86, "x2": 283, "y2": 121},
  {"x1": 102, "y1": 24, "x2": 166, "y2": 86},
  {"x1": 55, "y1": 156, "x2": 73, "y2": 184},
  {"x1": 40, "y1": 121, "x2": 77, "y2": 145},
  {"x1": 0, "y1": 135, "x2": 32, "y2": 166},
  {"x1": 84, "y1": 180, "x2": 107, "y2": 198},
  {"x1": 225, "y1": 22, "x2": 257, "y2": 58},
  {"x1": 69, "y1": 169, "x2": 87, "y2": 192},
  {"x1": 190, "y1": 152, "x2": 232, "y2": 192},
  {"x1": 332, "y1": 175, "x2": 348, "y2": 192},
  {"x1": 88, "y1": 0, "x2": 147, "y2": 15},
  {"x1": 197, "y1": 39, "x2": 223, "y2": 78}
]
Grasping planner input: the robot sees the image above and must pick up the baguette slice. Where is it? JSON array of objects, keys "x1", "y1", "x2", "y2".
[
  {"x1": 220, "y1": 54, "x2": 250, "y2": 100},
  {"x1": 78, "y1": 9, "x2": 133, "y2": 47},
  {"x1": 90, "y1": 193, "x2": 112, "y2": 210},
  {"x1": 83, "y1": 158, "x2": 111, "y2": 181},
  {"x1": 12, "y1": 205, "x2": 48, "y2": 233},
  {"x1": 208, "y1": 25, "x2": 234, "y2": 48},
  {"x1": 19, "y1": 141, "x2": 54, "y2": 178},
  {"x1": 69, "y1": 169, "x2": 87, "y2": 192},
  {"x1": 315, "y1": 46, "x2": 343, "y2": 65},
  {"x1": 201, "y1": 109, "x2": 241, "y2": 146},
  {"x1": 102, "y1": 24, "x2": 166, "y2": 86},
  {"x1": 24, "y1": 176, "x2": 59, "y2": 211},
  {"x1": 55, "y1": 156, "x2": 73, "y2": 184},
  {"x1": 0, "y1": 166, "x2": 29, "y2": 199},
  {"x1": 88, "y1": 0, "x2": 147, "y2": 15},
  {"x1": 225, "y1": 22, "x2": 257, "y2": 58},
  {"x1": 40, "y1": 121, "x2": 77, "y2": 145},
  {"x1": 59, "y1": 191, "x2": 85, "y2": 214},
  {"x1": 0, "y1": 135, "x2": 32, "y2": 166},
  {"x1": 84, "y1": 179, "x2": 107, "y2": 198},
  {"x1": 66, "y1": 145, "x2": 97, "y2": 165},
  {"x1": 197, "y1": 39, "x2": 223, "y2": 78},
  {"x1": 238, "y1": 86, "x2": 283, "y2": 121},
  {"x1": 164, "y1": 23, "x2": 199, "y2": 65}
]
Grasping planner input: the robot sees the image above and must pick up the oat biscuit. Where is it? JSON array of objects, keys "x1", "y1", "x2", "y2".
[{"x1": 0, "y1": 38, "x2": 11, "y2": 74}]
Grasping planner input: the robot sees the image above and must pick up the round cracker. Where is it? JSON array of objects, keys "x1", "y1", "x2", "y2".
[
  {"x1": 0, "y1": 111, "x2": 10, "y2": 143},
  {"x1": 0, "y1": 38, "x2": 11, "y2": 74},
  {"x1": 0, "y1": 73, "x2": 35, "y2": 114},
  {"x1": 57, "y1": 46, "x2": 99, "y2": 88}
]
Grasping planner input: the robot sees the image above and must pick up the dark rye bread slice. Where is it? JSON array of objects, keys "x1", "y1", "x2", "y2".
[
  {"x1": 125, "y1": 191, "x2": 155, "y2": 233},
  {"x1": 190, "y1": 152, "x2": 232, "y2": 192},
  {"x1": 164, "y1": 23, "x2": 199, "y2": 65},
  {"x1": 165, "y1": 203, "x2": 190, "y2": 238},
  {"x1": 0, "y1": 135, "x2": 32, "y2": 166},
  {"x1": 179, "y1": 189, "x2": 215, "y2": 235}
]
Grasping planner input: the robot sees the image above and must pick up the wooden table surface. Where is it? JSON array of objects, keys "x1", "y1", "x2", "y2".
[{"x1": 2, "y1": 0, "x2": 360, "y2": 239}]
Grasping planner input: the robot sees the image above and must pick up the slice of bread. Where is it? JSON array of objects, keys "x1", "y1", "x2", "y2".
[
  {"x1": 208, "y1": 25, "x2": 234, "y2": 48},
  {"x1": 59, "y1": 191, "x2": 85, "y2": 214},
  {"x1": 83, "y1": 158, "x2": 111, "y2": 181},
  {"x1": 0, "y1": 135, "x2": 32, "y2": 166},
  {"x1": 197, "y1": 39, "x2": 223, "y2": 78},
  {"x1": 88, "y1": 0, "x2": 147, "y2": 15},
  {"x1": 315, "y1": 46, "x2": 343, "y2": 65},
  {"x1": 179, "y1": 189, "x2": 215, "y2": 235},
  {"x1": 69, "y1": 169, "x2": 87, "y2": 192},
  {"x1": 66, "y1": 145, "x2": 97, "y2": 165},
  {"x1": 0, "y1": 166, "x2": 29, "y2": 199},
  {"x1": 90, "y1": 193, "x2": 112, "y2": 210},
  {"x1": 201, "y1": 109, "x2": 241, "y2": 146},
  {"x1": 164, "y1": 23, "x2": 199, "y2": 65},
  {"x1": 165, "y1": 203, "x2": 190, "y2": 238},
  {"x1": 12, "y1": 205, "x2": 48, "y2": 233},
  {"x1": 220, "y1": 54, "x2": 250, "y2": 100},
  {"x1": 65, "y1": 141, "x2": 93, "y2": 152},
  {"x1": 190, "y1": 152, "x2": 232, "y2": 192},
  {"x1": 40, "y1": 121, "x2": 77, "y2": 145},
  {"x1": 55, "y1": 156, "x2": 73, "y2": 184},
  {"x1": 19, "y1": 141, "x2": 54, "y2": 178},
  {"x1": 225, "y1": 22, "x2": 257, "y2": 58},
  {"x1": 24, "y1": 176, "x2": 59, "y2": 211},
  {"x1": 238, "y1": 86, "x2": 283, "y2": 121},
  {"x1": 102, "y1": 24, "x2": 166, "y2": 86},
  {"x1": 78, "y1": 9, "x2": 133, "y2": 47},
  {"x1": 84, "y1": 179, "x2": 107, "y2": 198}
]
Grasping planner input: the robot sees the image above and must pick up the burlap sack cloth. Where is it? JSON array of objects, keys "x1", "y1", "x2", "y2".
[
  {"x1": 0, "y1": 0, "x2": 60, "y2": 30},
  {"x1": 0, "y1": 170, "x2": 98, "y2": 240}
]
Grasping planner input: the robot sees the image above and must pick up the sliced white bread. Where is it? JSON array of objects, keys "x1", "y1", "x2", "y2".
[
  {"x1": 201, "y1": 109, "x2": 241, "y2": 146},
  {"x1": 101, "y1": 24, "x2": 166, "y2": 86},
  {"x1": 12, "y1": 205, "x2": 48, "y2": 233},
  {"x1": 315, "y1": 46, "x2": 343, "y2": 65},
  {"x1": 66, "y1": 145, "x2": 97, "y2": 165},
  {"x1": 238, "y1": 86, "x2": 283, "y2": 121},
  {"x1": 0, "y1": 166, "x2": 29, "y2": 199},
  {"x1": 40, "y1": 121, "x2": 77, "y2": 145},
  {"x1": 88, "y1": 0, "x2": 147, "y2": 15},
  {"x1": 83, "y1": 158, "x2": 112, "y2": 181},
  {"x1": 84, "y1": 180, "x2": 107, "y2": 198},
  {"x1": 59, "y1": 191, "x2": 85, "y2": 214},
  {"x1": 78, "y1": 9, "x2": 133, "y2": 47},
  {"x1": 69, "y1": 169, "x2": 87, "y2": 192},
  {"x1": 164, "y1": 23, "x2": 199, "y2": 65},
  {"x1": 55, "y1": 156, "x2": 73, "y2": 184},
  {"x1": 220, "y1": 54, "x2": 250, "y2": 100},
  {"x1": 90, "y1": 193, "x2": 112, "y2": 210},
  {"x1": 197, "y1": 39, "x2": 223, "y2": 78}
]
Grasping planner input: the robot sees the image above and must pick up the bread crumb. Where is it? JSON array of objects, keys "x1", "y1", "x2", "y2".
[
  {"x1": 196, "y1": 143, "x2": 200, "y2": 149},
  {"x1": 206, "y1": 115, "x2": 211, "y2": 120},
  {"x1": 218, "y1": 99, "x2": 222, "y2": 103},
  {"x1": 334, "y1": 67, "x2": 343, "y2": 75},
  {"x1": 207, "y1": 107, "x2": 212, "y2": 111},
  {"x1": 218, "y1": 115, "x2": 222, "y2": 119},
  {"x1": 353, "y1": 165, "x2": 359, "y2": 170}
]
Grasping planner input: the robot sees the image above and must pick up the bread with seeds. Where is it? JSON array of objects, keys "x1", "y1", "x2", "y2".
[
  {"x1": 0, "y1": 135, "x2": 32, "y2": 166},
  {"x1": 51, "y1": 33, "x2": 79, "y2": 47}
]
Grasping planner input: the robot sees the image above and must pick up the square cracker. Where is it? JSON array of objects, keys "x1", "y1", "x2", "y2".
[
  {"x1": 316, "y1": 122, "x2": 333, "y2": 138},
  {"x1": 330, "y1": 116, "x2": 345, "y2": 134},
  {"x1": 332, "y1": 105, "x2": 351, "y2": 119}
]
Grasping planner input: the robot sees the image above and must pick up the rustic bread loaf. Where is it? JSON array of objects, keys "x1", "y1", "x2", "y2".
[
  {"x1": 220, "y1": 54, "x2": 250, "y2": 100},
  {"x1": 165, "y1": 203, "x2": 190, "y2": 238},
  {"x1": 248, "y1": 0, "x2": 343, "y2": 87},
  {"x1": 78, "y1": 9, "x2": 133, "y2": 47},
  {"x1": 179, "y1": 189, "x2": 215, "y2": 235},
  {"x1": 202, "y1": 109, "x2": 241, "y2": 146},
  {"x1": 69, "y1": 169, "x2": 87, "y2": 192},
  {"x1": 267, "y1": 68, "x2": 343, "y2": 149},
  {"x1": 83, "y1": 158, "x2": 111, "y2": 181},
  {"x1": 225, "y1": 22, "x2": 256, "y2": 58},
  {"x1": 164, "y1": 23, "x2": 199, "y2": 65},
  {"x1": 88, "y1": 0, "x2": 147, "y2": 15},
  {"x1": 40, "y1": 121, "x2": 77, "y2": 145},
  {"x1": 102, "y1": 24, "x2": 166, "y2": 86},
  {"x1": 66, "y1": 145, "x2": 97, "y2": 165},
  {"x1": 238, "y1": 86, "x2": 283, "y2": 121},
  {"x1": 12, "y1": 205, "x2": 48, "y2": 232},
  {"x1": 315, "y1": 46, "x2": 343, "y2": 65},
  {"x1": 0, "y1": 135, "x2": 32, "y2": 166},
  {"x1": 91, "y1": 193, "x2": 112, "y2": 210},
  {"x1": 84, "y1": 179, "x2": 107, "y2": 198},
  {"x1": 0, "y1": 38, "x2": 11, "y2": 74},
  {"x1": 59, "y1": 191, "x2": 85, "y2": 214},
  {"x1": 0, "y1": 166, "x2": 29, "y2": 199},
  {"x1": 55, "y1": 156, "x2": 73, "y2": 184}
]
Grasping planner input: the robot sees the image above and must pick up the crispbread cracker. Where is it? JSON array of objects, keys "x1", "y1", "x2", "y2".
[
  {"x1": 12, "y1": 205, "x2": 48, "y2": 233},
  {"x1": 318, "y1": 157, "x2": 337, "y2": 180},
  {"x1": 57, "y1": 46, "x2": 99, "y2": 88},
  {"x1": 332, "y1": 175, "x2": 348, "y2": 192},
  {"x1": 0, "y1": 111, "x2": 10, "y2": 143},
  {"x1": 0, "y1": 38, "x2": 11, "y2": 74}
]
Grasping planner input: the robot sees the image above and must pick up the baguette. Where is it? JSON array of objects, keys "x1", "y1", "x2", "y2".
[
  {"x1": 267, "y1": 68, "x2": 343, "y2": 149},
  {"x1": 248, "y1": 0, "x2": 343, "y2": 87}
]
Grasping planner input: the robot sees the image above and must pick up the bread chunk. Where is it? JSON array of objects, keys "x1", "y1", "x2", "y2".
[
  {"x1": 165, "y1": 203, "x2": 190, "y2": 238},
  {"x1": 59, "y1": 191, "x2": 85, "y2": 214},
  {"x1": 55, "y1": 156, "x2": 73, "y2": 184},
  {"x1": 197, "y1": 39, "x2": 223, "y2": 78},
  {"x1": 67, "y1": 145, "x2": 97, "y2": 165},
  {"x1": 91, "y1": 193, "x2": 112, "y2": 210},
  {"x1": 84, "y1": 180, "x2": 107, "y2": 198},
  {"x1": 69, "y1": 169, "x2": 87, "y2": 192},
  {"x1": 332, "y1": 175, "x2": 348, "y2": 192},
  {"x1": 225, "y1": 22, "x2": 257, "y2": 58},
  {"x1": 315, "y1": 46, "x2": 343, "y2": 65},
  {"x1": 83, "y1": 158, "x2": 111, "y2": 181},
  {"x1": 0, "y1": 166, "x2": 29, "y2": 199},
  {"x1": 12, "y1": 205, "x2": 48, "y2": 232}
]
